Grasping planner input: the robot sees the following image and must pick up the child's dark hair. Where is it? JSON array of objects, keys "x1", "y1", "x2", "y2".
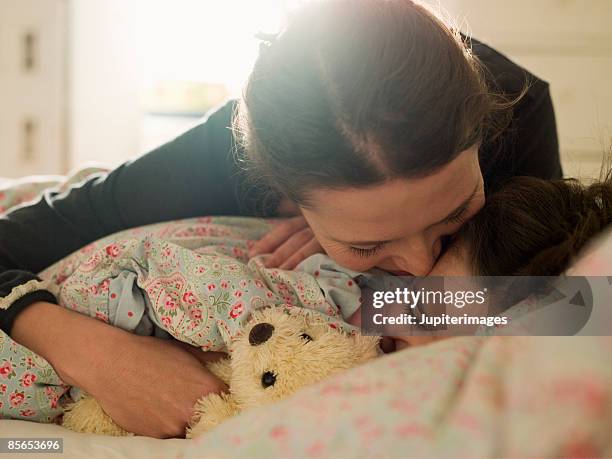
[{"x1": 462, "y1": 170, "x2": 612, "y2": 276}]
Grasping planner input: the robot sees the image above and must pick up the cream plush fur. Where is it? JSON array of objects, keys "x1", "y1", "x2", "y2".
[{"x1": 61, "y1": 306, "x2": 380, "y2": 438}]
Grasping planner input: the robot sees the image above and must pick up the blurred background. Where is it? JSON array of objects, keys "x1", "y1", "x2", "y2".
[{"x1": 0, "y1": 0, "x2": 610, "y2": 179}]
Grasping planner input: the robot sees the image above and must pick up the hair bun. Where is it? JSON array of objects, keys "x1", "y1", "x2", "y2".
[{"x1": 255, "y1": 31, "x2": 278, "y2": 53}]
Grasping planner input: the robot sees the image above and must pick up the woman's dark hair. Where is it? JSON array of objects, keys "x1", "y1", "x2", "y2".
[
  {"x1": 234, "y1": 0, "x2": 517, "y2": 206},
  {"x1": 463, "y1": 170, "x2": 612, "y2": 276}
]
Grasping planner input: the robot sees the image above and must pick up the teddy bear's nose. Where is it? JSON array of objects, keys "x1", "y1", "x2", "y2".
[{"x1": 249, "y1": 323, "x2": 274, "y2": 345}]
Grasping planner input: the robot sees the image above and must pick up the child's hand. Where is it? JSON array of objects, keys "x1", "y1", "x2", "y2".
[
  {"x1": 347, "y1": 307, "x2": 396, "y2": 353},
  {"x1": 392, "y1": 335, "x2": 445, "y2": 349}
]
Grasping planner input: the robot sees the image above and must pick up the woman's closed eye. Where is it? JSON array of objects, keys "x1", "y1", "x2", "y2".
[
  {"x1": 349, "y1": 242, "x2": 386, "y2": 258},
  {"x1": 443, "y1": 205, "x2": 470, "y2": 225}
]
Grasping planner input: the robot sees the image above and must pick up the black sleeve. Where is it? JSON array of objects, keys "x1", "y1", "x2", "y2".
[
  {"x1": 0, "y1": 98, "x2": 259, "y2": 334},
  {"x1": 469, "y1": 37, "x2": 563, "y2": 189}
]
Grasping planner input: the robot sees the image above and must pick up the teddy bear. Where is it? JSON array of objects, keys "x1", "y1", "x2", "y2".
[{"x1": 61, "y1": 306, "x2": 381, "y2": 438}]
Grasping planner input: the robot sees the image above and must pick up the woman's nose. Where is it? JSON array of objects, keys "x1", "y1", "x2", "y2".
[{"x1": 389, "y1": 236, "x2": 442, "y2": 276}]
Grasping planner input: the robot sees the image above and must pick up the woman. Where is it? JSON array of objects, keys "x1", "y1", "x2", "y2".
[{"x1": 1, "y1": 0, "x2": 560, "y2": 437}]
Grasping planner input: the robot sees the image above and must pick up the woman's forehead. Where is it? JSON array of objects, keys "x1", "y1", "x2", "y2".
[{"x1": 303, "y1": 148, "x2": 481, "y2": 239}]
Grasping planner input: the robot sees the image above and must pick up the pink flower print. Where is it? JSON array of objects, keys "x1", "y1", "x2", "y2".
[
  {"x1": 269, "y1": 425, "x2": 288, "y2": 440},
  {"x1": 162, "y1": 247, "x2": 172, "y2": 257},
  {"x1": 89, "y1": 284, "x2": 98, "y2": 294},
  {"x1": 54, "y1": 274, "x2": 67, "y2": 285},
  {"x1": 234, "y1": 290, "x2": 243, "y2": 298},
  {"x1": 0, "y1": 383, "x2": 7, "y2": 394},
  {"x1": 254, "y1": 280, "x2": 264, "y2": 289},
  {"x1": 95, "y1": 311, "x2": 109, "y2": 323},
  {"x1": 278, "y1": 283, "x2": 288, "y2": 291},
  {"x1": 220, "y1": 280, "x2": 229, "y2": 289},
  {"x1": 164, "y1": 294, "x2": 178, "y2": 311},
  {"x1": 20, "y1": 409, "x2": 37, "y2": 417},
  {"x1": 105, "y1": 243, "x2": 120, "y2": 258},
  {"x1": 161, "y1": 316, "x2": 172, "y2": 327},
  {"x1": 20, "y1": 373, "x2": 37, "y2": 388},
  {"x1": 100, "y1": 279, "x2": 110, "y2": 291},
  {"x1": 84, "y1": 254, "x2": 101, "y2": 268},
  {"x1": 207, "y1": 283, "x2": 216, "y2": 291},
  {"x1": 9, "y1": 390, "x2": 25, "y2": 407},
  {"x1": 239, "y1": 280, "x2": 248, "y2": 288},
  {"x1": 0, "y1": 360, "x2": 14, "y2": 379},
  {"x1": 232, "y1": 247, "x2": 244, "y2": 257},
  {"x1": 306, "y1": 441, "x2": 325, "y2": 457},
  {"x1": 182, "y1": 291, "x2": 197, "y2": 304},
  {"x1": 229, "y1": 302, "x2": 244, "y2": 319},
  {"x1": 189, "y1": 308, "x2": 202, "y2": 320},
  {"x1": 266, "y1": 291, "x2": 274, "y2": 299}
]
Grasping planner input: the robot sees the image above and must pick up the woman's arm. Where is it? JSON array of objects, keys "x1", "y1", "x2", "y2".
[
  {"x1": 470, "y1": 37, "x2": 563, "y2": 186},
  {"x1": 0, "y1": 99, "x2": 247, "y2": 333},
  {"x1": 11, "y1": 301, "x2": 227, "y2": 438},
  {"x1": 0, "y1": 100, "x2": 246, "y2": 436}
]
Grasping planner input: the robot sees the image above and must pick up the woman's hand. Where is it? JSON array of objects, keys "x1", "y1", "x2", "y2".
[
  {"x1": 249, "y1": 215, "x2": 324, "y2": 270},
  {"x1": 12, "y1": 301, "x2": 227, "y2": 438},
  {"x1": 88, "y1": 333, "x2": 227, "y2": 438}
]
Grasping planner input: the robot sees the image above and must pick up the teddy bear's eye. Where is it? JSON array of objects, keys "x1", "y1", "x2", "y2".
[
  {"x1": 300, "y1": 333, "x2": 313, "y2": 342},
  {"x1": 261, "y1": 371, "x2": 276, "y2": 388}
]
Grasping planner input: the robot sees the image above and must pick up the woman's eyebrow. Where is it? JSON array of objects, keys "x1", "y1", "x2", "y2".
[{"x1": 331, "y1": 236, "x2": 393, "y2": 246}]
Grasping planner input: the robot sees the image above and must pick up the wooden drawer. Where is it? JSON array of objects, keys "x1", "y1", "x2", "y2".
[{"x1": 0, "y1": 0, "x2": 67, "y2": 177}]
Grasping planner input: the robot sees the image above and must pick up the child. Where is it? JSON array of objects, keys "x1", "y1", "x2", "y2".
[
  {"x1": 382, "y1": 170, "x2": 612, "y2": 348},
  {"x1": 433, "y1": 170, "x2": 612, "y2": 276}
]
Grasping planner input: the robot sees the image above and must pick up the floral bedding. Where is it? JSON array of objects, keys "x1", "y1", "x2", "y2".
[{"x1": 1, "y1": 169, "x2": 612, "y2": 458}]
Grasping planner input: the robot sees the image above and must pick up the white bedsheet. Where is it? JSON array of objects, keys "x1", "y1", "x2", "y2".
[{"x1": 0, "y1": 420, "x2": 189, "y2": 459}]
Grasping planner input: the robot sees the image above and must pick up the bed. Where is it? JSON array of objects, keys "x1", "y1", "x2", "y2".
[{"x1": 1, "y1": 169, "x2": 612, "y2": 459}]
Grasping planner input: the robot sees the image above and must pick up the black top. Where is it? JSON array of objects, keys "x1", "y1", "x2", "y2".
[{"x1": 0, "y1": 38, "x2": 561, "y2": 334}]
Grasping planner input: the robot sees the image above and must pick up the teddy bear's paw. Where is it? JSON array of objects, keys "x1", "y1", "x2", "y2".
[
  {"x1": 62, "y1": 395, "x2": 133, "y2": 437},
  {"x1": 186, "y1": 392, "x2": 239, "y2": 438}
]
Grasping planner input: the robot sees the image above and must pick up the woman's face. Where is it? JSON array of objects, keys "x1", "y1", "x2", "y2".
[{"x1": 301, "y1": 147, "x2": 484, "y2": 276}]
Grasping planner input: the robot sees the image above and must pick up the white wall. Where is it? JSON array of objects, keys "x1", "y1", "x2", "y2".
[
  {"x1": 68, "y1": 0, "x2": 141, "y2": 168},
  {"x1": 3, "y1": 1, "x2": 611, "y2": 179},
  {"x1": 440, "y1": 0, "x2": 612, "y2": 180}
]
